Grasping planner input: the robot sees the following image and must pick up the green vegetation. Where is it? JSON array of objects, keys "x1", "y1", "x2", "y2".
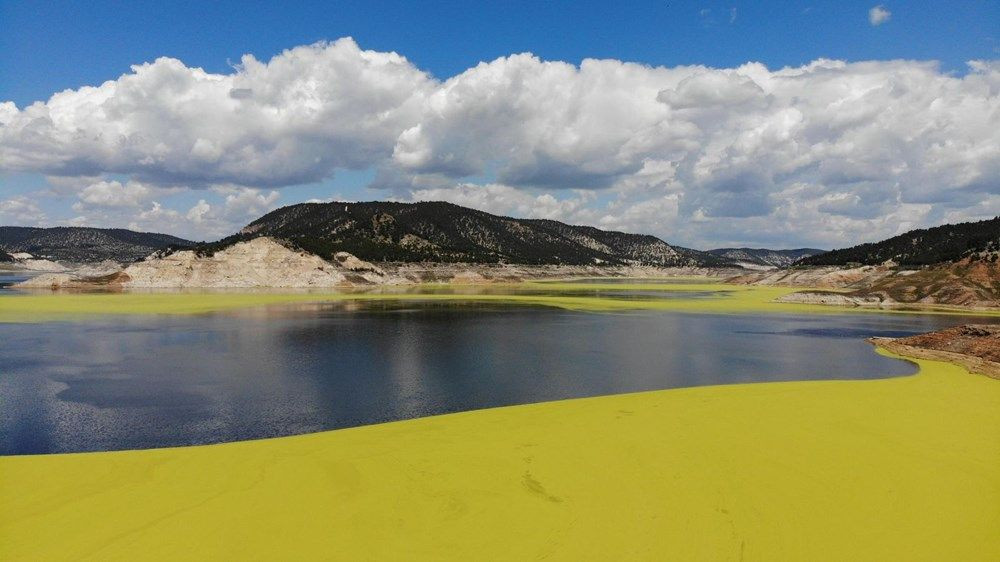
[
  {"x1": 0, "y1": 226, "x2": 193, "y2": 263},
  {"x1": 225, "y1": 200, "x2": 731, "y2": 266},
  {"x1": 706, "y1": 247, "x2": 825, "y2": 267},
  {"x1": 800, "y1": 216, "x2": 1000, "y2": 266}
]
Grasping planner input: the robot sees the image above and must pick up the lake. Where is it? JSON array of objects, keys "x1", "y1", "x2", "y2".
[{"x1": 2, "y1": 295, "x2": 994, "y2": 455}]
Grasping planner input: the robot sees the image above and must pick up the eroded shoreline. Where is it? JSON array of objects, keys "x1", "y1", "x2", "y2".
[{"x1": 870, "y1": 324, "x2": 1000, "y2": 380}]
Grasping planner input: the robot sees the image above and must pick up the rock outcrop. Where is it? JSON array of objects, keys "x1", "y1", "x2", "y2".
[
  {"x1": 122, "y1": 238, "x2": 392, "y2": 288},
  {"x1": 871, "y1": 325, "x2": 1000, "y2": 380},
  {"x1": 0, "y1": 250, "x2": 69, "y2": 273},
  {"x1": 775, "y1": 291, "x2": 885, "y2": 307},
  {"x1": 18, "y1": 238, "x2": 394, "y2": 289},
  {"x1": 727, "y1": 265, "x2": 897, "y2": 289},
  {"x1": 730, "y1": 260, "x2": 1000, "y2": 309},
  {"x1": 13, "y1": 258, "x2": 69, "y2": 272},
  {"x1": 16, "y1": 237, "x2": 739, "y2": 290}
]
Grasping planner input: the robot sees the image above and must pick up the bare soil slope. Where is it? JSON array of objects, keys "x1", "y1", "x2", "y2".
[{"x1": 872, "y1": 324, "x2": 1000, "y2": 379}]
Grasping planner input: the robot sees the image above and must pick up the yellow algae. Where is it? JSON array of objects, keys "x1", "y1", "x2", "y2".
[
  {"x1": 1, "y1": 350, "x2": 998, "y2": 560},
  {"x1": 2, "y1": 283, "x2": 998, "y2": 321}
]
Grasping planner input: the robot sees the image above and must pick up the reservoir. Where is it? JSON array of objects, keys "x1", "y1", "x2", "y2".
[{"x1": 2, "y1": 296, "x2": 994, "y2": 455}]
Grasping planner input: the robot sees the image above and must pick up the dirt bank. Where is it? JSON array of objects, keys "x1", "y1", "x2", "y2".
[
  {"x1": 730, "y1": 260, "x2": 1000, "y2": 309},
  {"x1": 871, "y1": 324, "x2": 1000, "y2": 380}
]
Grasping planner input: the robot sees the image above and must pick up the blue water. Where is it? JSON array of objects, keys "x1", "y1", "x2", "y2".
[
  {"x1": 0, "y1": 272, "x2": 33, "y2": 289},
  {"x1": 0, "y1": 301, "x2": 992, "y2": 455}
]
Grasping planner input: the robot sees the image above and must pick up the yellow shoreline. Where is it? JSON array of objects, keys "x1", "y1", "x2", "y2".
[
  {"x1": 2, "y1": 349, "x2": 999, "y2": 560},
  {"x1": 3, "y1": 283, "x2": 999, "y2": 322}
]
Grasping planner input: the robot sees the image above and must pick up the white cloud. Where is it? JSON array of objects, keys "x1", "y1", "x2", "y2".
[
  {"x1": 59, "y1": 185, "x2": 283, "y2": 241},
  {"x1": 2, "y1": 39, "x2": 999, "y2": 248},
  {"x1": 0, "y1": 196, "x2": 46, "y2": 224},
  {"x1": 215, "y1": 186, "x2": 280, "y2": 219},
  {"x1": 0, "y1": 38, "x2": 433, "y2": 187},
  {"x1": 78, "y1": 180, "x2": 154, "y2": 207},
  {"x1": 392, "y1": 55, "x2": 692, "y2": 189},
  {"x1": 408, "y1": 183, "x2": 599, "y2": 223},
  {"x1": 393, "y1": 56, "x2": 999, "y2": 234},
  {"x1": 186, "y1": 200, "x2": 211, "y2": 223},
  {"x1": 869, "y1": 5, "x2": 891, "y2": 26}
]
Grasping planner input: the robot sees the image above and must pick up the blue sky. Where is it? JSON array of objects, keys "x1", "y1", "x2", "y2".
[
  {"x1": 3, "y1": 0, "x2": 997, "y2": 106},
  {"x1": 1, "y1": 1, "x2": 998, "y2": 247}
]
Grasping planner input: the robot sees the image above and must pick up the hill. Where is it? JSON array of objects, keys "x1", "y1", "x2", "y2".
[
  {"x1": 707, "y1": 247, "x2": 824, "y2": 269},
  {"x1": 798, "y1": 217, "x2": 1000, "y2": 266},
  {"x1": 232, "y1": 201, "x2": 731, "y2": 267},
  {"x1": 0, "y1": 226, "x2": 193, "y2": 263}
]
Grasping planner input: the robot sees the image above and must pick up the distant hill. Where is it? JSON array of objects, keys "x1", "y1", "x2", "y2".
[
  {"x1": 707, "y1": 247, "x2": 824, "y2": 269},
  {"x1": 0, "y1": 227, "x2": 193, "y2": 263},
  {"x1": 231, "y1": 201, "x2": 732, "y2": 267},
  {"x1": 798, "y1": 217, "x2": 1000, "y2": 267}
]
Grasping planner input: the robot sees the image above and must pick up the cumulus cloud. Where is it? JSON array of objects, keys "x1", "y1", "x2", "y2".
[
  {"x1": 1, "y1": 39, "x2": 999, "y2": 247},
  {"x1": 407, "y1": 183, "x2": 599, "y2": 223},
  {"x1": 392, "y1": 55, "x2": 693, "y2": 189},
  {"x1": 869, "y1": 5, "x2": 891, "y2": 26},
  {"x1": 185, "y1": 200, "x2": 211, "y2": 223},
  {"x1": 215, "y1": 186, "x2": 280, "y2": 219},
  {"x1": 77, "y1": 179, "x2": 154, "y2": 207},
  {"x1": 69, "y1": 187, "x2": 281, "y2": 240},
  {"x1": 0, "y1": 196, "x2": 46, "y2": 224},
  {"x1": 398, "y1": 56, "x2": 999, "y2": 229},
  {"x1": 0, "y1": 38, "x2": 433, "y2": 187}
]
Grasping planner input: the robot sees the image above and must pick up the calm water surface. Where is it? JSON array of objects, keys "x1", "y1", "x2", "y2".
[
  {"x1": 1, "y1": 299, "x2": 994, "y2": 454},
  {"x1": 0, "y1": 272, "x2": 33, "y2": 289}
]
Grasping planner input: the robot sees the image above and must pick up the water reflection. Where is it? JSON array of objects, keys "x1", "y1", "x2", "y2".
[
  {"x1": 1, "y1": 301, "x2": 994, "y2": 455},
  {"x1": 0, "y1": 273, "x2": 34, "y2": 290}
]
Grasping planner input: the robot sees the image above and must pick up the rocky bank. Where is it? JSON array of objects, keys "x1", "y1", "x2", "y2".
[
  {"x1": 729, "y1": 260, "x2": 1000, "y2": 309},
  {"x1": 16, "y1": 237, "x2": 738, "y2": 290},
  {"x1": 871, "y1": 325, "x2": 1000, "y2": 380}
]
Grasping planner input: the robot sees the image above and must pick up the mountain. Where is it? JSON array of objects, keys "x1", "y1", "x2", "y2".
[
  {"x1": 0, "y1": 227, "x2": 194, "y2": 263},
  {"x1": 707, "y1": 247, "x2": 824, "y2": 269},
  {"x1": 232, "y1": 201, "x2": 731, "y2": 267},
  {"x1": 798, "y1": 217, "x2": 1000, "y2": 267}
]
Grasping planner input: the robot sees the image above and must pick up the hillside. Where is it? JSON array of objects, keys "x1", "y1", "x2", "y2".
[
  {"x1": 798, "y1": 217, "x2": 1000, "y2": 266},
  {"x1": 756, "y1": 259, "x2": 1000, "y2": 309},
  {"x1": 233, "y1": 201, "x2": 730, "y2": 267},
  {"x1": 0, "y1": 249, "x2": 12, "y2": 262},
  {"x1": 707, "y1": 247, "x2": 824, "y2": 269},
  {"x1": 856, "y1": 259, "x2": 1000, "y2": 307},
  {"x1": 0, "y1": 227, "x2": 193, "y2": 263}
]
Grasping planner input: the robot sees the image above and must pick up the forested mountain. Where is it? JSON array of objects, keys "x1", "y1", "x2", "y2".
[
  {"x1": 0, "y1": 227, "x2": 193, "y2": 263},
  {"x1": 798, "y1": 217, "x2": 1000, "y2": 266},
  {"x1": 232, "y1": 201, "x2": 731, "y2": 267},
  {"x1": 707, "y1": 247, "x2": 824, "y2": 268}
]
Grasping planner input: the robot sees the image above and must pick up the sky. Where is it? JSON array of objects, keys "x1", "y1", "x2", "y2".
[{"x1": 1, "y1": 1, "x2": 998, "y2": 249}]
